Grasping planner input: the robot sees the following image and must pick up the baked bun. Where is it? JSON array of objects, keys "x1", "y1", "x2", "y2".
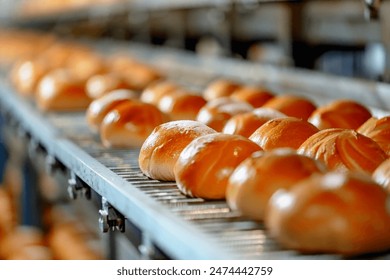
[
  {"x1": 86, "y1": 89, "x2": 138, "y2": 132},
  {"x1": 373, "y1": 158, "x2": 390, "y2": 193},
  {"x1": 249, "y1": 117, "x2": 319, "y2": 150},
  {"x1": 139, "y1": 120, "x2": 216, "y2": 181},
  {"x1": 140, "y1": 80, "x2": 180, "y2": 106},
  {"x1": 100, "y1": 100, "x2": 166, "y2": 148},
  {"x1": 230, "y1": 86, "x2": 274, "y2": 108},
  {"x1": 358, "y1": 116, "x2": 390, "y2": 156},
  {"x1": 262, "y1": 95, "x2": 316, "y2": 120},
  {"x1": 222, "y1": 108, "x2": 286, "y2": 137},
  {"x1": 309, "y1": 99, "x2": 372, "y2": 130},
  {"x1": 10, "y1": 59, "x2": 50, "y2": 96},
  {"x1": 196, "y1": 97, "x2": 254, "y2": 131},
  {"x1": 85, "y1": 73, "x2": 135, "y2": 99},
  {"x1": 174, "y1": 133, "x2": 261, "y2": 199},
  {"x1": 298, "y1": 128, "x2": 387, "y2": 174},
  {"x1": 227, "y1": 148, "x2": 326, "y2": 220},
  {"x1": 65, "y1": 51, "x2": 106, "y2": 82},
  {"x1": 158, "y1": 90, "x2": 207, "y2": 120},
  {"x1": 36, "y1": 69, "x2": 92, "y2": 111},
  {"x1": 203, "y1": 79, "x2": 242, "y2": 101},
  {"x1": 122, "y1": 63, "x2": 163, "y2": 91},
  {"x1": 266, "y1": 171, "x2": 390, "y2": 255}
]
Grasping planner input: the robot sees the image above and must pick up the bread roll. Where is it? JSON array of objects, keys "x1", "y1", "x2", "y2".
[
  {"x1": 266, "y1": 171, "x2": 390, "y2": 255},
  {"x1": 373, "y1": 158, "x2": 390, "y2": 193},
  {"x1": 139, "y1": 120, "x2": 216, "y2": 181},
  {"x1": 7, "y1": 245, "x2": 52, "y2": 260},
  {"x1": 10, "y1": 59, "x2": 50, "y2": 96},
  {"x1": 230, "y1": 86, "x2": 274, "y2": 108},
  {"x1": 140, "y1": 80, "x2": 180, "y2": 106},
  {"x1": 309, "y1": 99, "x2": 372, "y2": 130},
  {"x1": 227, "y1": 148, "x2": 326, "y2": 220},
  {"x1": 86, "y1": 89, "x2": 138, "y2": 132},
  {"x1": 298, "y1": 128, "x2": 387, "y2": 174},
  {"x1": 158, "y1": 90, "x2": 207, "y2": 121},
  {"x1": 122, "y1": 63, "x2": 163, "y2": 91},
  {"x1": 100, "y1": 100, "x2": 166, "y2": 148},
  {"x1": 249, "y1": 117, "x2": 319, "y2": 150},
  {"x1": 203, "y1": 79, "x2": 242, "y2": 101},
  {"x1": 65, "y1": 50, "x2": 106, "y2": 81},
  {"x1": 358, "y1": 116, "x2": 390, "y2": 156},
  {"x1": 196, "y1": 97, "x2": 254, "y2": 131},
  {"x1": 174, "y1": 133, "x2": 261, "y2": 199},
  {"x1": 222, "y1": 108, "x2": 286, "y2": 137},
  {"x1": 262, "y1": 95, "x2": 316, "y2": 120},
  {"x1": 85, "y1": 73, "x2": 136, "y2": 99},
  {"x1": 36, "y1": 69, "x2": 92, "y2": 111}
]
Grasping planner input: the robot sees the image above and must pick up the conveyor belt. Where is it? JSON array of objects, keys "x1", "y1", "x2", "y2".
[{"x1": 1, "y1": 42, "x2": 390, "y2": 260}]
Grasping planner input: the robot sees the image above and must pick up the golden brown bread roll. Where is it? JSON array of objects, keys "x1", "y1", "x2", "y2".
[
  {"x1": 373, "y1": 158, "x2": 390, "y2": 193},
  {"x1": 358, "y1": 116, "x2": 390, "y2": 156},
  {"x1": 298, "y1": 128, "x2": 387, "y2": 174},
  {"x1": 140, "y1": 80, "x2": 180, "y2": 106},
  {"x1": 139, "y1": 120, "x2": 216, "y2": 181},
  {"x1": 226, "y1": 148, "x2": 326, "y2": 220},
  {"x1": 64, "y1": 50, "x2": 106, "y2": 81},
  {"x1": 249, "y1": 117, "x2": 319, "y2": 150},
  {"x1": 122, "y1": 63, "x2": 163, "y2": 91},
  {"x1": 196, "y1": 97, "x2": 254, "y2": 131},
  {"x1": 174, "y1": 133, "x2": 261, "y2": 199},
  {"x1": 262, "y1": 95, "x2": 316, "y2": 120},
  {"x1": 158, "y1": 90, "x2": 207, "y2": 121},
  {"x1": 86, "y1": 89, "x2": 138, "y2": 132},
  {"x1": 222, "y1": 108, "x2": 286, "y2": 138},
  {"x1": 100, "y1": 100, "x2": 166, "y2": 148},
  {"x1": 230, "y1": 86, "x2": 274, "y2": 108},
  {"x1": 309, "y1": 99, "x2": 372, "y2": 130},
  {"x1": 7, "y1": 245, "x2": 53, "y2": 260},
  {"x1": 10, "y1": 59, "x2": 50, "y2": 96},
  {"x1": 36, "y1": 69, "x2": 92, "y2": 111},
  {"x1": 266, "y1": 171, "x2": 390, "y2": 256},
  {"x1": 203, "y1": 79, "x2": 242, "y2": 101},
  {"x1": 85, "y1": 73, "x2": 136, "y2": 99}
]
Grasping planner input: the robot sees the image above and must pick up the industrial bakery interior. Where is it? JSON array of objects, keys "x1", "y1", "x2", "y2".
[{"x1": 0, "y1": 0, "x2": 390, "y2": 260}]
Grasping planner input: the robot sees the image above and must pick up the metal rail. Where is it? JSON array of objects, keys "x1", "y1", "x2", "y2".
[{"x1": 1, "y1": 42, "x2": 390, "y2": 259}]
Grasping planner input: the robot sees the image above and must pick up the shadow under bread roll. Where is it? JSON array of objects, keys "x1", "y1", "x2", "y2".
[
  {"x1": 174, "y1": 133, "x2": 261, "y2": 200},
  {"x1": 36, "y1": 69, "x2": 92, "y2": 111},
  {"x1": 266, "y1": 171, "x2": 390, "y2": 256},
  {"x1": 139, "y1": 120, "x2": 216, "y2": 181},
  {"x1": 100, "y1": 100, "x2": 167, "y2": 148}
]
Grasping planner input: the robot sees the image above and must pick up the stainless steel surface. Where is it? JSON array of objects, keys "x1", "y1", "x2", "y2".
[{"x1": 1, "y1": 42, "x2": 390, "y2": 260}]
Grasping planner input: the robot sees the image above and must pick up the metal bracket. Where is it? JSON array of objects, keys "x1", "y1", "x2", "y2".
[
  {"x1": 67, "y1": 172, "x2": 91, "y2": 200},
  {"x1": 45, "y1": 154, "x2": 66, "y2": 175},
  {"x1": 98, "y1": 197, "x2": 125, "y2": 233}
]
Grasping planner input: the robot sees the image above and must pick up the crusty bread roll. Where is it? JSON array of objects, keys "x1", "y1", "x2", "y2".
[
  {"x1": 122, "y1": 63, "x2": 163, "y2": 91},
  {"x1": 140, "y1": 80, "x2": 180, "y2": 106},
  {"x1": 203, "y1": 79, "x2": 242, "y2": 101},
  {"x1": 227, "y1": 148, "x2": 326, "y2": 220},
  {"x1": 100, "y1": 100, "x2": 166, "y2": 148},
  {"x1": 309, "y1": 99, "x2": 372, "y2": 130},
  {"x1": 266, "y1": 171, "x2": 390, "y2": 255},
  {"x1": 196, "y1": 97, "x2": 254, "y2": 131},
  {"x1": 249, "y1": 117, "x2": 319, "y2": 150},
  {"x1": 298, "y1": 128, "x2": 387, "y2": 174},
  {"x1": 174, "y1": 133, "x2": 261, "y2": 199},
  {"x1": 358, "y1": 116, "x2": 390, "y2": 156},
  {"x1": 65, "y1": 50, "x2": 106, "y2": 82},
  {"x1": 10, "y1": 59, "x2": 50, "y2": 96},
  {"x1": 36, "y1": 69, "x2": 92, "y2": 111},
  {"x1": 222, "y1": 108, "x2": 286, "y2": 137},
  {"x1": 86, "y1": 89, "x2": 138, "y2": 132},
  {"x1": 139, "y1": 120, "x2": 216, "y2": 181},
  {"x1": 157, "y1": 90, "x2": 207, "y2": 121},
  {"x1": 262, "y1": 95, "x2": 316, "y2": 120},
  {"x1": 230, "y1": 86, "x2": 274, "y2": 108},
  {"x1": 373, "y1": 158, "x2": 390, "y2": 193},
  {"x1": 85, "y1": 73, "x2": 136, "y2": 99}
]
